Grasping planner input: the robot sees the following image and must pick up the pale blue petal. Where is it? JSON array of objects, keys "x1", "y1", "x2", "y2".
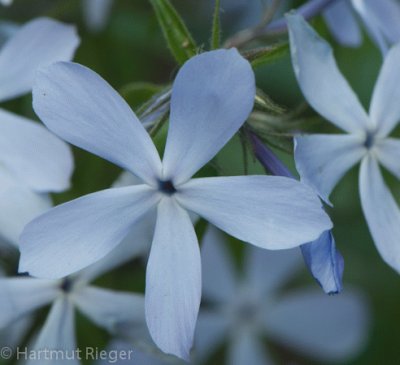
[
  {"x1": 201, "y1": 225, "x2": 237, "y2": 303},
  {"x1": 375, "y1": 138, "x2": 400, "y2": 179},
  {"x1": 0, "y1": 277, "x2": 58, "y2": 328},
  {"x1": 82, "y1": 0, "x2": 113, "y2": 32},
  {"x1": 228, "y1": 330, "x2": 274, "y2": 365},
  {"x1": 112, "y1": 170, "x2": 144, "y2": 188},
  {"x1": 28, "y1": 297, "x2": 78, "y2": 365},
  {"x1": 73, "y1": 286, "x2": 145, "y2": 333},
  {"x1": 0, "y1": 18, "x2": 79, "y2": 102},
  {"x1": 194, "y1": 310, "x2": 229, "y2": 362},
  {"x1": 366, "y1": 0, "x2": 400, "y2": 43},
  {"x1": 323, "y1": 0, "x2": 362, "y2": 47},
  {"x1": 33, "y1": 62, "x2": 162, "y2": 185},
  {"x1": 295, "y1": 134, "x2": 365, "y2": 204},
  {"x1": 162, "y1": 49, "x2": 255, "y2": 184},
  {"x1": 177, "y1": 176, "x2": 332, "y2": 250},
  {"x1": 265, "y1": 288, "x2": 369, "y2": 362},
  {"x1": 145, "y1": 198, "x2": 201, "y2": 360},
  {"x1": 0, "y1": 166, "x2": 51, "y2": 245},
  {"x1": 0, "y1": 108, "x2": 73, "y2": 192},
  {"x1": 287, "y1": 13, "x2": 371, "y2": 133},
  {"x1": 301, "y1": 230, "x2": 344, "y2": 294},
  {"x1": 370, "y1": 43, "x2": 400, "y2": 137},
  {"x1": 359, "y1": 155, "x2": 400, "y2": 271},
  {"x1": 244, "y1": 247, "x2": 302, "y2": 295},
  {"x1": 19, "y1": 185, "x2": 160, "y2": 279},
  {"x1": 75, "y1": 211, "x2": 155, "y2": 284}
]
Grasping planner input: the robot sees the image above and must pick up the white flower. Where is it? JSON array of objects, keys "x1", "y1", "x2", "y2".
[
  {"x1": 0, "y1": 18, "x2": 79, "y2": 245},
  {"x1": 287, "y1": 13, "x2": 400, "y2": 273},
  {"x1": 195, "y1": 225, "x2": 369, "y2": 365},
  {"x1": 19, "y1": 49, "x2": 331, "y2": 359},
  {"x1": 323, "y1": 0, "x2": 400, "y2": 54},
  {"x1": 0, "y1": 228, "x2": 150, "y2": 365}
]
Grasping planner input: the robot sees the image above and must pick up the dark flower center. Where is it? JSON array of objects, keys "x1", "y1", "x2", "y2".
[
  {"x1": 158, "y1": 179, "x2": 177, "y2": 195},
  {"x1": 364, "y1": 132, "x2": 375, "y2": 149},
  {"x1": 60, "y1": 277, "x2": 73, "y2": 292}
]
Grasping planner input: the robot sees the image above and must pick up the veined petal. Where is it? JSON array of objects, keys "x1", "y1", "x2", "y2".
[
  {"x1": 73, "y1": 286, "x2": 145, "y2": 333},
  {"x1": 370, "y1": 43, "x2": 400, "y2": 137},
  {"x1": 0, "y1": 108, "x2": 73, "y2": 193},
  {"x1": 19, "y1": 185, "x2": 160, "y2": 279},
  {"x1": 359, "y1": 155, "x2": 400, "y2": 271},
  {"x1": 301, "y1": 230, "x2": 344, "y2": 294},
  {"x1": 287, "y1": 13, "x2": 371, "y2": 133},
  {"x1": 177, "y1": 176, "x2": 332, "y2": 250},
  {"x1": 201, "y1": 225, "x2": 237, "y2": 303},
  {"x1": 194, "y1": 310, "x2": 229, "y2": 362},
  {"x1": 33, "y1": 62, "x2": 162, "y2": 185},
  {"x1": 28, "y1": 296, "x2": 78, "y2": 365},
  {"x1": 244, "y1": 247, "x2": 302, "y2": 295},
  {"x1": 0, "y1": 277, "x2": 59, "y2": 328},
  {"x1": 0, "y1": 18, "x2": 79, "y2": 102},
  {"x1": 375, "y1": 138, "x2": 400, "y2": 179},
  {"x1": 323, "y1": 0, "x2": 362, "y2": 47},
  {"x1": 0, "y1": 166, "x2": 51, "y2": 245},
  {"x1": 75, "y1": 211, "x2": 155, "y2": 285},
  {"x1": 145, "y1": 198, "x2": 201, "y2": 360},
  {"x1": 162, "y1": 49, "x2": 255, "y2": 184},
  {"x1": 265, "y1": 288, "x2": 369, "y2": 362},
  {"x1": 295, "y1": 134, "x2": 365, "y2": 204},
  {"x1": 228, "y1": 330, "x2": 274, "y2": 365}
]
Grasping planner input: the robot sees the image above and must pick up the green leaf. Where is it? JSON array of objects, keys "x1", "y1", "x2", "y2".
[
  {"x1": 242, "y1": 42, "x2": 289, "y2": 69},
  {"x1": 149, "y1": 0, "x2": 197, "y2": 64},
  {"x1": 120, "y1": 82, "x2": 164, "y2": 110},
  {"x1": 210, "y1": 0, "x2": 221, "y2": 50}
]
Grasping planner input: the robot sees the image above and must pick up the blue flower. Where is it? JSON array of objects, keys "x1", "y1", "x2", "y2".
[
  {"x1": 19, "y1": 49, "x2": 331, "y2": 359},
  {"x1": 195, "y1": 225, "x2": 369, "y2": 365},
  {"x1": 288, "y1": 13, "x2": 400, "y2": 273}
]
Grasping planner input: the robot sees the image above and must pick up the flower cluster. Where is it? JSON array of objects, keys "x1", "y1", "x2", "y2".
[{"x1": 3, "y1": 0, "x2": 397, "y2": 364}]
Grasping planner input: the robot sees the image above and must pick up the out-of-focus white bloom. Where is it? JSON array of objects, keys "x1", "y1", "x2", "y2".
[
  {"x1": 196, "y1": 226, "x2": 369, "y2": 365},
  {"x1": 0, "y1": 227, "x2": 151, "y2": 364},
  {"x1": 82, "y1": 0, "x2": 113, "y2": 32},
  {"x1": 323, "y1": 0, "x2": 400, "y2": 54},
  {"x1": 0, "y1": 18, "x2": 79, "y2": 246}
]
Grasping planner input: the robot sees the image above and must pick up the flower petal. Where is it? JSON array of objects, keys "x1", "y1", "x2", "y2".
[
  {"x1": 0, "y1": 18, "x2": 79, "y2": 102},
  {"x1": 359, "y1": 155, "x2": 400, "y2": 271},
  {"x1": 75, "y1": 211, "x2": 155, "y2": 285},
  {"x1": 0, "y1": 108, "x2": 73, "y2": 193},
  {"x1": 162, "y1": 49, "x2": 255, "y2": 184},
  {"x1": 28, "y1": 296, "x2": 78, "y2": 365},
  {"x1": 0, "y1": 166, "x2": 51, "y2": 245},
  {"x1": 82, "y1": 0, "x2": 113, "y2": 32},
  {"x1": 145, "y1": 198, "x2": 201, "y2": 360},
  {"x1": 295, "y1": 134, "x2": 365, "y2": 204},
  {"x1": 228, "y1": 330, "x2": 274, "y2": 365},
  {"x1": 244, "y1": 246, "x2": 302, "y2": 295},
  {"x1": 265, "y1": 288, "x2": 369, "y2": 362},
  {"x1": 73, "y1": 286, "x2": 146, "y2": 333},
  {"x1": 287, "y1": 13, "x2": 371, "y2": 133},
  {"x1": 194, "y1": 310, "x2": 229, "y2": 362},
  {"x1": 375, "y1": 138, "x2": 400, "y2": 179},
  {"x1": 201, "y1": 225, "x2": 237, "y2": 303},
  {"x1": 301, "y1": 230, "x2": 344, "y2": 294},
  {"x1": 370, "y1": 43, "x2": 400, "y2": 137},
  {"x1": 33, "y1": 62, "x2": 162, "y2": 185},
  {"x1": 177, "y1": 176, "x2": 332, "y2": 250},
  {"x1": 19, "y1": 185, "x2": 159, "y2": 279},
  {"x1": 323, "y1": 0, "x2": 362, "y2": 47},
  {"x1": 0, "y1": 277, "x2": 58, "y2": 328}
]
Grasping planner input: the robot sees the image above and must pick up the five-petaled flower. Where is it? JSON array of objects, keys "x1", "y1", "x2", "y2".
[
  {"x1": 19, "y1": 49, "x2": 331, "y2": 359},
  {"x1": 288, "y1": 13, "x2": 400, "y2": 273}
]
